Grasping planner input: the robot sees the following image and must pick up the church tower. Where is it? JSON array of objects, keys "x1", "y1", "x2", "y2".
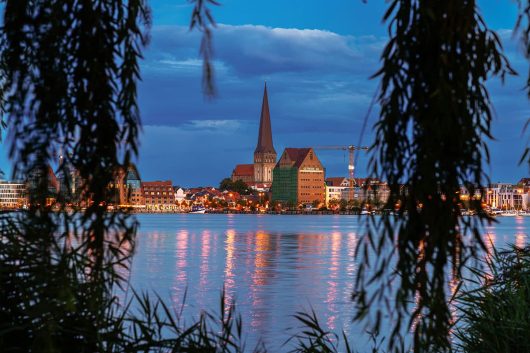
[{"x1": 254, "y1": 83, "x2": 277, "y2": 185}]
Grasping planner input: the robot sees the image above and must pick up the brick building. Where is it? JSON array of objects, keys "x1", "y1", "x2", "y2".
[
  {"x1": 272, "y1": 147, "x2": 325, "y2": 206},
  {"x1": 142, "y1": 180, "x2": 176, "y2": 212},
  {"x1": 231, "y1": 164, "x2": 254, "y2": 184}
]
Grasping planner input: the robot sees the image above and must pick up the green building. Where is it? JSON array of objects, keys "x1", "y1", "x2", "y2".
[{"x1": 272, "y1": 148, "x2": 325, "y2": 206}]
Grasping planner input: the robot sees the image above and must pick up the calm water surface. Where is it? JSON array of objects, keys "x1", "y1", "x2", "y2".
[{"x1": 129, "y1": 214, "x2": 529, "y2": 351}]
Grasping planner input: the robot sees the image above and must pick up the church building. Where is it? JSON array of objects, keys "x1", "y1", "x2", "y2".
[{"x1": 231, "y1": 83, "x2": 277, "y2": 190}]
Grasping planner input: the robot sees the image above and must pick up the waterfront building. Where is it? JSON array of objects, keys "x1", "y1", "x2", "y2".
[
  {"x1": 27, "y1": 165, "x2": 59, "y2": 206},
  {"x1": 340, "y1": 178, "x2": 390, "y2": 206},
  {"x1": 325, "y1": 177, "x2": 349, "y2": 205},
  {"x1": 174, "y1": 187, "x2": 186, "y2": 202},
  {"x1": 484, "y1": 183, "x2": 527, "y2": 210},
  {"x1": 232, "y1": 83, "x2": 277, "y2": 190},
  {"x1": 231, "y1": 164, "x2": 254, "y2": 184},
  {"x1": 142, "y1": 180, "x2": 176, "y2": 212},
  {"x1": 109, "y1": 165, "x2": 144, "y2": 208},
  {"x1": 458, "y1": 185, "x2": 482, "y2": 203},
  {"x1": 272, "y1": 147, "x2": 325, "y2": 206},
  {"x1": 57, "y1": 156, "x2": 85, "y2": 205},
  {"x1": 0, "y1": 181, "x2": 27, "y2": 209}
]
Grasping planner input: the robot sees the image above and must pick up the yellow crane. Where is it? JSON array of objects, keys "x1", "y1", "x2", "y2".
[{"x1": 314, "y1": 145, "x2": 369, "y2": 200}]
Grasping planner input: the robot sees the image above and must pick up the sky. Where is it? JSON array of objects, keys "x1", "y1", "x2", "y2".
[{"x1": 1, "y1": 0, "x2": 529, "y2": 186}]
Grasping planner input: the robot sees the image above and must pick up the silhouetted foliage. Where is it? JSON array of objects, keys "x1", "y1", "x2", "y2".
[
  {"x1": 190, "y1": 0, "x2": 219, "y2": 97},
  {"x1": 455, "y1": 245, "x2": 530, "y2": 353},
  {"x1": 220, "y1": 177, "x2": 251, "y2": 195},
  {"x1": 0, "y1": 0, "x2": 151, "y2": 350},
  {"x1": 355, "y1": 1, "x2": 514, "y2": 352},
  {"x1": 515, "y1": 0, "x2": 530, "y2": 167}
]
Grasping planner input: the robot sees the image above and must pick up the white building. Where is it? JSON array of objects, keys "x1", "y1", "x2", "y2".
[
  {"x1": 174, "y1": 188, "x2": 186, "y2": 202},
  {"x1": 484, "y1": 183, "x2": 527, "y2": 210},
  {"x1": 325, "y1": 177, "x2": 349, "y2": 205},
  {"x1": 0, "y1": 181, "x2": 27, "y2": 209}
]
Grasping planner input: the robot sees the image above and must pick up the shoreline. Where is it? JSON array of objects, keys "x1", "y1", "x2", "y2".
[{"x1": 3, "y1": 209, "x2": 529, "y2": 217}]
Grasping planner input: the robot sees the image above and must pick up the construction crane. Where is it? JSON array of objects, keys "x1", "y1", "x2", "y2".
[{"x1": 314, "y1": 145, "x2": 369, "y2": 200}]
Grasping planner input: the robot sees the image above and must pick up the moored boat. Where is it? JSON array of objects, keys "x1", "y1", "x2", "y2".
[{"x1": 190, "y1": 205, "x2": 206, "y2": 214}]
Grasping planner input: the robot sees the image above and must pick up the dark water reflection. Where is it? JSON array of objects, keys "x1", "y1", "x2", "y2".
[{"x1": 129, "y1": 214, "x2": 528, "y2": 351}]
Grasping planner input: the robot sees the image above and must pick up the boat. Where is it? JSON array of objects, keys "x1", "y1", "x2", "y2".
[{"x1": 189, "y1": 205, "x2": 206, "y2": 214}]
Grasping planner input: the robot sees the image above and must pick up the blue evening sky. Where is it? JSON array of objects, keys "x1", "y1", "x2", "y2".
[{"x1": 1, "y1": 1, "x2": 528, "y2": 186}]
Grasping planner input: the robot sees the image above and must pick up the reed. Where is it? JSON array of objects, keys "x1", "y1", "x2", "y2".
[{"x1": 454, "y1": 245, "x2": 530, "y2": 353}]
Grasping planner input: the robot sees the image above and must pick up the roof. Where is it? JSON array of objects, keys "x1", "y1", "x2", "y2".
[
  {"x1": 142, "y1": 180, "x2": 172, "y2": 187},
  {"x1": 326, "y1": 177, "x2": 348, "y2": 187},
  {"x1": 282, "y1": 148, "x2": 312, "y2": 168},
  {"x1": 254, "y1": 83, "x2": 276, "y2": 155},
  {"x1": 519, "y1": 178, "x2": 530, "y2": 186},
  {"x1": 233, "y1": 164, "x2": 254, "y2": 176}
]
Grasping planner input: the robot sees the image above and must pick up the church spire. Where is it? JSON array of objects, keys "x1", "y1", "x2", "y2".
[{"x1": 254, "y1": 82, "x2": 276, "y2": 154}]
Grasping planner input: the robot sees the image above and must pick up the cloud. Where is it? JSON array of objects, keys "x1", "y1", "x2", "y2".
[
  {"x1": 139, "y1": 24, "x2": 383, "y2": 131},
  {"x1": 146, "y1": 24, "x2": 384, "y2": 78},
  {"x1": 134, "y1": 23, "x2": 529, "y2": 185},
  {"x1": 182, "y1": 119, "x2": 242, "y2": 131}
]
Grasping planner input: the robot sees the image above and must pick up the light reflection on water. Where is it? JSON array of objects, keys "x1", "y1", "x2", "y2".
[{"x1": 130, "y1": 214, "x2": 528, "y2": 351}]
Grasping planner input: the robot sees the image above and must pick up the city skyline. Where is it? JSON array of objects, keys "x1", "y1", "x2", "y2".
[{"x1": 0, "y1": 0, "x2": 527, "y2": 185}]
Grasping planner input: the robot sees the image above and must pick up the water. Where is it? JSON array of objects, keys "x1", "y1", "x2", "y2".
[{"x1": 129, "y1": 214, "x2": 529, "y2": 351}]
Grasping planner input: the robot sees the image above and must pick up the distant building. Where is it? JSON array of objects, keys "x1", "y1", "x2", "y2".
[
  {"x1": 253, "y1": 83, "x2": 277, "y2": 187},
  {"x1": 272, "y1": 147, "x2": 325, "y2": 206},
  {"x1": 325, "y1": 177, "x2": 349, "y2": 205},
  {"x1": 340, "y1": 178, "x2": 390, "y2": 206},
  {"x1": 0, "y1": 181, "x2": 27, "y2": 209},
  {"x1": 174, "y1": 187, "x2": 186, "y2": 203},
  {"x1": 231, "y1": 164, "x2": 254, "y2": 184},
  {"x1": 484, "y1": 183, "x2": 527, "y2": 210},
  {"x1": 109, "y1": 165, "x2": 144, "y2": 208},
  {"x1": 27, "y1": 164, "x2": 59, "y2": 206},
  {"x1": 142, "y1": 180, "x2": 176, "y2": 212},
  {"x1": 231, "y1": 83, "x2": 277, "y2": 190},
  {"x1": 57, "y1": 156, "x2": 85, "y2": 205},
  {"x1": 518, "y1": 178, "x2": 530, "y2": 188}
]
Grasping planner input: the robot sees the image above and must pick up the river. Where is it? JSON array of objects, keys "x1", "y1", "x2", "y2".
[{"x1": 128, "y1": 214, "x2": 528, "y2": 352}]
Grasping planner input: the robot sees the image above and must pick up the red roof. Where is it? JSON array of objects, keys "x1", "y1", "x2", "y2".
[
  {"x1": 233, "y1": 164, "x2": 254, "y2": 176},
  {"x1": 519, "y1": 178, "x2": 530, "y2": 186},
  {"x1": 282, "y1": 148, "x2": 312, "y2": 168},
  {"x1": 142, "y1": 180, "x2": 172, "y2": 187},
  {"x1": 326, "y1": 177, "x2": 348, "y2": 187}
]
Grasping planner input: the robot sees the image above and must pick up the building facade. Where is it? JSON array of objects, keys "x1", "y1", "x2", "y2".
[
  {"x1": 0, "y1": 181, "x2": 27, "y2": 209},
  {"x1": 272, "y1": 148, "x2": 325, "y2": 206},
  {"x1": 27, "y1": 165, "x2": 59, "y2": 206},
  {"x1": 57, "y1": 156, "x2": 85, "y2": 205},
  {"x1": 142, "y1": 180, "x2": 176, "y2": 211},
  {"x1": 231, "y1": 164, "x2": 254, "y2": 184},
  {"x1": 325, "y1": 177, "x2": 349, "y2": 205},
  {"x1": 340, "y1": 178, "x2": 391, "y2": 206},
  {"x1": 109, "y1": 165, "x2": 144, "y2": 208},
  {"x1": 484, "y1": 183, "x2": 528, "y2": 210}
]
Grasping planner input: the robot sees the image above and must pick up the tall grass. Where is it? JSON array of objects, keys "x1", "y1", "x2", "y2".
[{"x1": 454, "y1": 245, "x2": 530, "y2": 353}]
